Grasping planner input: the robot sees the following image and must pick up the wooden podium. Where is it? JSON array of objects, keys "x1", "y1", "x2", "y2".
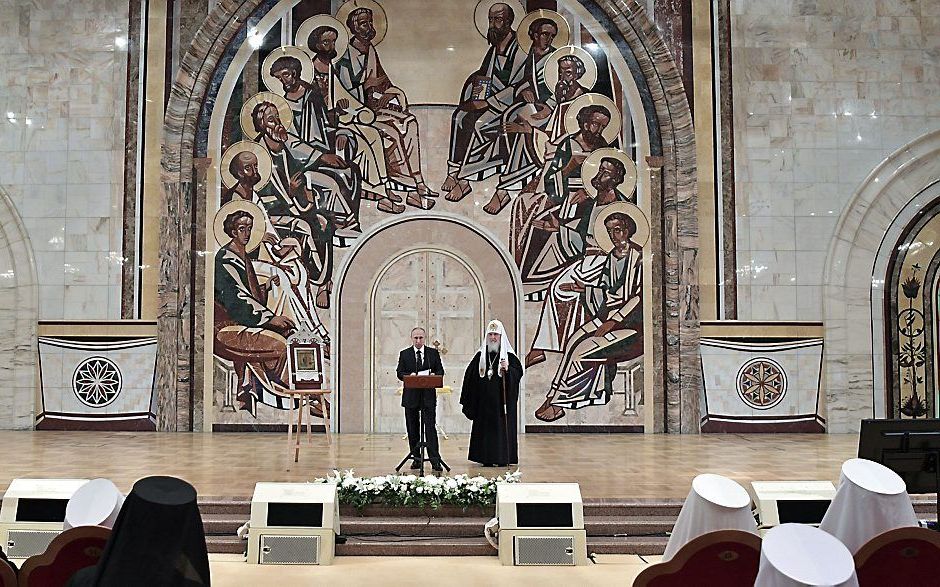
[
  {"x1": 402, "y1": 375, "x2": 444, "y2": 389},
  {"x1": 396, "y1": 375, "x2": 449, "y2": 476}
]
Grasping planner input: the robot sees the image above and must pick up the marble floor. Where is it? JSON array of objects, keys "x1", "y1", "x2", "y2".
[
  {"x1": 0, "y1": 431, "x2": 860, "y2": 498},
  {"x1": 208, "y1": 553, "x2": 656, "y2": 586}
]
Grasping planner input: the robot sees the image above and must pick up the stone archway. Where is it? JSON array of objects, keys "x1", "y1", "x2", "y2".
[
  {"x1": 0, "y1": 186, "x2": 39, "y2": 429},
  {"x1": 159, "y1": 0, "x2": 699, "y2": 433},
  {"x1": 824, "y1": 129, "x2": 940, "y2": 431},
  {"x1": 333, "y1": 213, "x2": 523, "y2": 433}
]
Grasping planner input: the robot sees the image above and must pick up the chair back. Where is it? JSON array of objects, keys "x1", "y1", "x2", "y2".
[
  {"x1": 17, "y1": 525, "x2": 111, "y2": 587},
  {"x1": 634, "y1": 530, "x2": 761, "y2": 587},
  {"x1": 854, "y1": 526, "x2": 940, "y2": 586},
  {"x1": 0, "y1": 559, "x2": 15, "y2": 587}
]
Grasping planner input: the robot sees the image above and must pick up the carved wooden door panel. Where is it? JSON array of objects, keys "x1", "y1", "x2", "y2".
[
  {"x1": 372, "y1": 253, "x2": 426, "y2": 434},
  {"x1": 426, "y1": 253, "x2": 480, "y2": 434},
  {"x1": 372, "y1": 251, "x2": 481, "y2": 434}
]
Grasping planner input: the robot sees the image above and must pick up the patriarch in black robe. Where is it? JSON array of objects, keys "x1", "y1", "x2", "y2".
[{"x1": 460, "y1": 319, "x2": 524, "y2": 466}]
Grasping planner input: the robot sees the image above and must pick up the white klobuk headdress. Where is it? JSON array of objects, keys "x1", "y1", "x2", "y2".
[{"x1": 477, "y1": 319, "x2": 522, "y2": 378}]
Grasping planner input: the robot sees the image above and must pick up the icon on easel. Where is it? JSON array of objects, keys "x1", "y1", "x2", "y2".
[{"x1": 287, "y1": 329, "x2": 326, "y2": 390}]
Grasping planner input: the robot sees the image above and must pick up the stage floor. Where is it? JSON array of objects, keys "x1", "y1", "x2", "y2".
[{"x1": 0, "y1": 431, "x2": 859, "y2": 498}]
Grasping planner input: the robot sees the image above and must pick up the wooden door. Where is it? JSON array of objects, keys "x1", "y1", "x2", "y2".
[{"x1": 371, "y1": 251, "x2": 482, "y2": 434}]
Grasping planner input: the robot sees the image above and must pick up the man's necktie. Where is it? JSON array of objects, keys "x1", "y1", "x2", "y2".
[{"x1": 417, "y1": 350, "x2": 423, "y2": 371}]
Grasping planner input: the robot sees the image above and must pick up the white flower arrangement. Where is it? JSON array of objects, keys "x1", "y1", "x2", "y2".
[{"x1": 315, "y1": 469, "x2": 522, "y2": 510}]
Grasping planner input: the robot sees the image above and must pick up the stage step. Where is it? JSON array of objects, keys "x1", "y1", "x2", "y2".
[
  {"x1": 206, "y1": 536, "x2": 246, "y2": 555},
  {"x1": 197, "y1": 496, "x2": 939, "y2": 556},
  {"x1": 338, "y1": 536, "x2": 495, "y2": 556},
  {"x1": 200, "y1": 510, "x2": 678, "y2": 555},
  {"x1": 208, "y1": 535, "x2": 673, "y2": 558},
  {"x1": 202, "y1": 513, "x2": 676, "y2": 539}
]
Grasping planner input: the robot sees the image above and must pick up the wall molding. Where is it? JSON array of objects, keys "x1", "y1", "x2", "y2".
[{"x1": 824, "y1": 129, "x2": 940, "y2": 431}]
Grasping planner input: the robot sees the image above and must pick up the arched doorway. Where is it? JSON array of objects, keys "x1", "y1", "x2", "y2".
[
  {"x1": 369, "y1": 249, "x2": 483, "y2": 434},
  {"x1": 334, "y1": 213, "x2": 523, "y2": 433}
]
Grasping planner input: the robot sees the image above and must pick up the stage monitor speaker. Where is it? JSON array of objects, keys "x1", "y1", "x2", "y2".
[
  {"x1": 751, "y1": 481, "x2": 836, "y2": 532},
  {"x1": 0, "y1": 478, "x2": 89, "y2": 559},
  {"x1": 496, "y1": 483, "x2": 587, "y2": 566},
  {"x1": 247, "y1": 482, "x2": 338, "y2": 565}
]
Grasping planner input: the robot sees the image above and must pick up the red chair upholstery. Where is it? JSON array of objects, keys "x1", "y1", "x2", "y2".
[
  {"x1": 854, "y1": 526, "x2": 940, "y2": 587},
  {"x1": 633, "y1": 530, "x2": 762, "y2": 587},
  {"x1": 17, "y1": 525, "x2": 111, "y2": 587},
  {"x1": 0, "y1": 559, "x2": 15, "y2": 587}
]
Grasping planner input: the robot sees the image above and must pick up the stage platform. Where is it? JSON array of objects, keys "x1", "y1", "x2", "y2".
[
  {"x1": 10, "y1": 430, "x2": 929, "y2": 558},
  {"x1": 0, "y1": 431, "x2": 860, "y2": 498}
]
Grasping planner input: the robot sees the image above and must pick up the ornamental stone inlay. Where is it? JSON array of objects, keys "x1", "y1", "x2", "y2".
[
  {"x1": 72, "y1": 357, "x2": 123, "y2": 408},
  {"x1": 736, "y1": 358, "x2": 786, "y2": 410}
]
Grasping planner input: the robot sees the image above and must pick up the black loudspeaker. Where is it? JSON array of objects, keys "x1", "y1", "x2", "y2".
[{"x1": 515, "y1": 503, "x2": 574, "y2": 528}]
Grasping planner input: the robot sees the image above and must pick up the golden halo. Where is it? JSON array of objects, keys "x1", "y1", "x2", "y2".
[
  {"x1": 544, "y1": 46, "x2": 597, "y2": 95},
  {"x1": 516, "y1": 10, "x2": 571, "y2": 53},
  {"x1": 563, "y1": 93, "x2": 621, "y2": 143},
  {"x1": 581, "y1": 148, "x2": 638, "y2": 199},
  {"x1": 593, "y1": 202, "x2": 650, "y2": 253},
  {"x1": 296, "y1": 14, "x2": 349, "y2": 61},
  {"x1": 261, "y1": 46, "x2": 314, "y2": 95},
  {"x1": 220, "y1": 141, "x2": 273, "y2": 189},
  {"x1": 336, "y1": 0, "x2": 389, "y2": 46},
  {"x1": 239, "y1": 92, "x2": 294, "y2": 140},
  {"x1": 213, "y1": 199, "x2": 267, "y2": 253},
  {"x1": 473, "y1": 0, "x2": 526, "y2": 39}
]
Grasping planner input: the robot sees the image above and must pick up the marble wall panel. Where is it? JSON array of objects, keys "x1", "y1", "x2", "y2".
[
  {"x1": 0, "y1": 0, "x2": 130, "y2": 320},
  {"x1": 732, "y1": 0, "x2": 940, "y2": 322},
  {"x1": 36, "y1": 333, "x2": 157, "y2": 430}
]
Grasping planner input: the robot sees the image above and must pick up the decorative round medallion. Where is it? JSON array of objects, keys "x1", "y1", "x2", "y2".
[
  {"x1": 736, "y1": 357, "x2": 787, "y2": 410},
  {"x1": 72, "y1": 356, "x2": 122, "y2": 408}
]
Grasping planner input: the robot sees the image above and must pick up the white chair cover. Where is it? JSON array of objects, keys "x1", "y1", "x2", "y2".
[
  {"x1": 64, "y1": 478, "x2": 124, "y2": 529},
  {"x1": 661, "y1": 473, "x2": 757, "y2": 561},
  {"x1": 755, "y1": 523, "x2": 858, "y2": 586},
  {"x1": 818, "y1": 458, "x2": 918, "y2": 553}
]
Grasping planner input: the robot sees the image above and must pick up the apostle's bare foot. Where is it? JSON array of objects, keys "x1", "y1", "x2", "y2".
[
  {"x1": 483, "y1": 189, "x2": 511, "y2": 215},
  {"x1": 525, "y1": 349, "x2": 546, "y2": 368},
  {"x1": 535, "y1": 397, "x2": 565, "y2": 422},
  {"x1": 377, "y1": 197, "x2": 405, "y2": 214},
  {"x1": 316, "y1": 286, "x2": 330, "y2": 309},
  {"x1": 440, "y1": 174, "x2": 458, "y2": 193},
  {"x1": 406, "y1": 192, "x2": 436, "y2": 210},
  {"x1": 444, "y1": 179, "x2": 471, "y2": 202},
  {"x1": 387, "y1": 190, "x2": 404, "y2": 203}
]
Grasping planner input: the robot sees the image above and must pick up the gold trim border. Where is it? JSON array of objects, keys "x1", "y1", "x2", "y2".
[
  {"x1": 38, "y1": 320, "x2": 158, "y2": 338},
  {"x1": 700, "y1": 320, "x2": 825, "y2": 339}
]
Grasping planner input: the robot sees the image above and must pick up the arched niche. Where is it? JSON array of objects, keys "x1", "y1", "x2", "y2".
[
  {"x1": 0, "y1": 185, "x2": 39, "y2": 429},
  {"x1": 333, "y1": 213, "x2": 523, "y2": 432},
  {"x1": 159, "y1": 0, "x2": 700, "y2": 433},
  {"x1": 825, "y1": 129, "x2": 940, "y2": 431}
]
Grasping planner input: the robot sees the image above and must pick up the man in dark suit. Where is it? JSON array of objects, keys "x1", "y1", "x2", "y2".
[{"x1": 396, "y1": 327, "x2": 445, "y2": 471}]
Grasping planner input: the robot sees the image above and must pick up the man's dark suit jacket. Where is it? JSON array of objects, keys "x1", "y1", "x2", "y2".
[{"x1": 396, "y1": 346, "x2": 445, "y2": 409}]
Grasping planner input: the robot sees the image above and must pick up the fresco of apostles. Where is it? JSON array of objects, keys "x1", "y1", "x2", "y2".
[{"x1": 212, "y1": 0, "x2": 649, "y2": 424}]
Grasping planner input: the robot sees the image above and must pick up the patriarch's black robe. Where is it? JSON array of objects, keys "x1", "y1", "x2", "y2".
[{"x1": 460, "y1": 350, "x2": 523, "y2": 465}]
